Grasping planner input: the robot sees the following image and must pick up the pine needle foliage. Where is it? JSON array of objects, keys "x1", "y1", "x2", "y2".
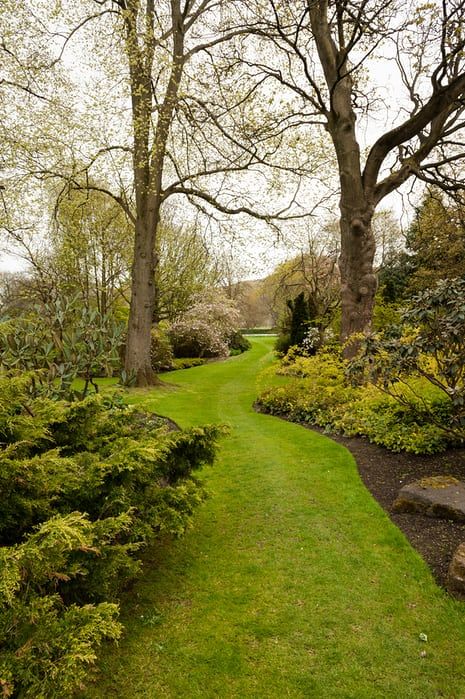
[{"x1": 0, "y1": 374, "x2": 222, "y2": 696}]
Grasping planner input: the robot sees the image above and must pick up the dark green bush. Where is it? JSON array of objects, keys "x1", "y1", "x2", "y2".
[
  {"x1": 0, "y1": 374, "x2": 223, "y2": 695},
  {"x1": 274, "y1": 332, "x2": 291, "y2": 356},
  {"x1": 240, "y1": 327, "x2": 276, "y2": 335},
  {"x1": 228, "y1": 331, "x2": 251, "y2": 353},
  {"x1": 171, "y1": 357, "x2": 206, "y2": 370}
]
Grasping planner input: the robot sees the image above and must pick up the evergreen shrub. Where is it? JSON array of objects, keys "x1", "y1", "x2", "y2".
[
  {"x1": 228, "y1": 330, "x2": 251, "y2": 354},
  {"x1": 0, "y1": 374, "x2": 222, "y2": 696}
]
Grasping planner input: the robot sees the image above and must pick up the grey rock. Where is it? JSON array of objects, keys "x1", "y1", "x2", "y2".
[
  {"x1": 393, "y1": 475, "x2": 465, "y2": 521},
  {"x1": 447, "y1": 542, "x2": 465, "y2": 599}
]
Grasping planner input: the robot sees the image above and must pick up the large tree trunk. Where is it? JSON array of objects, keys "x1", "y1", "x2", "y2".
[
  {"x1": 125, "y1": 214, "x2": 156, "y2": 386},
  {"x1": 122, "y1": 0, "x2": 184, "y2": 386},
  {"x1": 332, "y1": 116, "x2": 378, "y2": 355},
  {"x1": 309, "y1": 5, "x2": 378, "y2": 355},
  {"x1": 339, "y1": 209, "x2": 377, "y2": 345}
]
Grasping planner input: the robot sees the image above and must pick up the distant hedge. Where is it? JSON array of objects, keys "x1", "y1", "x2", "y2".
[{"x1": 241, "y1": 328, "x2": 277, "y2": 335}]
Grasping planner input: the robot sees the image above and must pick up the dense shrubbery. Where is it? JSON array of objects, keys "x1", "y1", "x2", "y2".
[
  {"x1": 259, "y1": 278, "x2": 465, "y2": 454},
  {"x1": 229, "y1": 331, "x2": 251, "y2": 355},
  {"x1": 0, "y1": 375, "x2": 222, "y2": 697},
  {"x1": 240, "y1": 327, "x2": 276, "y2": 335},
  {"x1": 258, "y1": 351, "x2": 455, "y2": 454},
  {"x1": 274, "y1": 332, "x2": 292, "y2": 355},
  {"x1": 169, "y1": 316, "x2": 229, "y2": 358},
  {"x1": 172, "y1": 357, "x2": 206, "y2": 370},
  {"x1": 351, "y1": 278, "x2": 465, "y2": 430},
  {"x1": 0, "y1": 296, "x2": 124, "y2": 399},
  {"x1": 169, "y1": 291, "x2": 247, "y2": 359},
  {"x1": 1, "y1": 288, "x2": 249, "y2": 389},
  {"x1": 274, "y1": 292, "x2": 315, "y2": 356}
]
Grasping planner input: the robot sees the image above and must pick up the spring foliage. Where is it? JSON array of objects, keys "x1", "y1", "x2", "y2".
[
  {"x1": 259, "y1": 277, "x2": 465, "y2": 454},
  {"x1": 0, "y1": 295, "x2": 124, "y2": 399},
  {"x1": 258, "y1": 349, "x2": 455, "y2": 455},
  {"x1": 350, "y1": 278, "x2": 465, "y2": 436}
]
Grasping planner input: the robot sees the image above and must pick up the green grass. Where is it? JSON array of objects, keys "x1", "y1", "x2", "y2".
[{"x1": 82, "y1": 337, "x2": 465, "y2": 699}]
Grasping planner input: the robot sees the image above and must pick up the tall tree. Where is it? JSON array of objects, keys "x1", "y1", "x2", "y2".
[
  {"x1": 109, "y1": 0, "x2": 317, "y2": 382},
  {"x1": 155, "y1": 215, "x2": 222, "y2": 322},
  {"x1": 243, "y1": 0, "x2": 465, "y2": 352},
  {"x1": 406, "y1": 188, "x2": 465, "y2": 292},
  {"x1": 5, "y1": 0, "x2": 314, "y2": 385}
]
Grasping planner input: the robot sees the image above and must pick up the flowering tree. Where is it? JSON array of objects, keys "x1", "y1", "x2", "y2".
[{"x1": 169, "y1": 291, "x2": 242, "y2": 358}]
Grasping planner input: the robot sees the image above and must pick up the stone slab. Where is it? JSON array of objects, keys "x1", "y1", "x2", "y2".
[{"x1": 393, "y1": 475, "x2": 465, "y2": 521}]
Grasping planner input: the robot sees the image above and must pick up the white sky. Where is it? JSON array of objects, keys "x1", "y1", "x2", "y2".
[{"x1": 0, "y1": 253, "x2": 23, "y2": 272}]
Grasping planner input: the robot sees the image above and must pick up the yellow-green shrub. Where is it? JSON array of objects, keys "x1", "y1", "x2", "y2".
[
  {"x1": 0, "y1": 374, "x2": 223, "y2": 695},
  {"x1": 258, "y1": 351, "x2": 457, "y2": 454},
  {"x1": 0, "y1": 513, "x2": 123, "y2": 698}
]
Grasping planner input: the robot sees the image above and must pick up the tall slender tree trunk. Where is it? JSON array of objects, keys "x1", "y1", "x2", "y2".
[{"x1": 121, "y1": 0, "x2": 184, "y2": 385}]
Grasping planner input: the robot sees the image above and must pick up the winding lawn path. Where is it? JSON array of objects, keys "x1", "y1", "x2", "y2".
[{"x1": 86, "y1": 337, "x2": 465, "y2": 698}]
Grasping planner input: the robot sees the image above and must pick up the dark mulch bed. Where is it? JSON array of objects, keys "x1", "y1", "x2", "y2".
[{"x1": 321, "y1": 429, "x2": 465, "y2": 590}]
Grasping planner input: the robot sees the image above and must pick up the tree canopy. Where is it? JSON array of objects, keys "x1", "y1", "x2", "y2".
[{"x1": 3, "y1": 0, "x2": 465, "y2": 369}]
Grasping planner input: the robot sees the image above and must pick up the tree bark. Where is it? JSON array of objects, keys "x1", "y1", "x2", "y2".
[
  {"x1": 122, "y1": 0, "x2": 184, "y2": 385},
  {"x1": 330, "y1": 108, "x2": 377, "y2": 350},
  {"x1": 338, "y1": 210, "x2": 377, "y2": 343},
  {"x1": 310, "y1": 3, "x2": 377, "y2": 355},
  {"x1": 125, "y1": 214, "x2": 156, "y2": 385}
]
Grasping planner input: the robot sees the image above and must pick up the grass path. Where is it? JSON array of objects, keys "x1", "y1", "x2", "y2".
[{"x1": 85, "y1": 337, "x2": 465, "y2": 698}]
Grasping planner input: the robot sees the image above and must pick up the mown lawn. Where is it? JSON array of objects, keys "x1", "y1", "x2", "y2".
[{"x1": 81, "y1": 337, "x2": 465, "y2": 698}]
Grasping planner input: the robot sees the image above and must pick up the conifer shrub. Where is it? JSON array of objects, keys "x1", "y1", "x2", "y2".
[
  {"x1": 0, "y1": 512, "x2": 123, "y2": 698},
  {"x1": 274, "y1": 332, "x2": 291, "y2": 356},
  {"x1": 0, "y1": 373, "x2": 222, "y2": 696}
]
